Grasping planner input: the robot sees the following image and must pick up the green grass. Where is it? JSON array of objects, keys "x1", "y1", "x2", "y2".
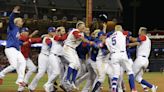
[{"x1": 0, "y1": 72, "x2": 164, "y2": 92}]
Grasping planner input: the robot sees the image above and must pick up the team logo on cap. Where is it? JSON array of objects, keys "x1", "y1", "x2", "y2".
[
  {"x1": 48, "y1": 27, "x2": 56, "y2": 32},
  {"x1": 21, "y1": 27, "x2": 29, "y2": 32}
]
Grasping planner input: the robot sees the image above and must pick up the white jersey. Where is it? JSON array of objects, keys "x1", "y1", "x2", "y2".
[
  {"x1": 96, "y1": 49, "x2": 110, "y2": 62},
  {"x1": 64, "y1": 29, "x2": 84, "y2": 49},
  {"x1": 96, "y1": 49, "x2": 106, "y2": 61},
  {"x1": 50, "y1": 38, "x2": 63, "y2": 56},
  {"x1": 136, "y1": 36, "x2": 151, "y2": 58},
  {"x1": 106, "y1": 31, "x2": 126, "y2": 53},
  {"x1": 40, "y1": 37, "x2": 51, "y2": 55}
]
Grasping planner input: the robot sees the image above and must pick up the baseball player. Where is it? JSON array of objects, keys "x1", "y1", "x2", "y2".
[
  {"x1": 18, "y1": 27, "x2": 42, "y2": 92},
  {"x1": 0, "y1": 6, "x2": 27, "y2": 86},
  {"x1": 75, "y1": 28, "x2": 91, "y2": 87},
  {"x1": 105, "y1": 25, "x2": 137, "y2": 92},
  {"x1": 44, "y1": 27, "x2": 68, "y2": 92},
  {"x1": 82, "y1": 31, "x2": 113, "y2": 92},
  {"x1": 128, "y1": 27, "x2": 157, "y2": 92},
  {"x1": 91, "y1": 31, "x2": 113, "y2": 92},
  {"x1": 28, "y1": 27, "x2": 56, "y2": 92},
  {"x1": 63, "y1": 21, "x2": 94, "y2": 90},
  {"x1": 81, "y1": 31, "x2": 98, "y2": 92}
]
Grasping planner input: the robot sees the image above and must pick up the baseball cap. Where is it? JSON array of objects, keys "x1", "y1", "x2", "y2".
[
  {"x1": 99, "y1": 14, "x2": 108, "y2": 22},
  {"x1": 21, "y1": 27, "x2": 29, "y2": 32},
  {"x1": 98, "y1": 31, "x2": 105, "y2": 38},
  {"x1": 48, "y1": 27, "x2": 56, "y2": 32}
]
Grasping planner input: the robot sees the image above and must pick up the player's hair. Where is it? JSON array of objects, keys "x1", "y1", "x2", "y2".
[
  {"x1": 139, "y1": 27, "x2": 147, "y2": 34},
  {"x1": 76, "y1": 21, "x2": 85, "y2": 28},
  {"x1": 115, "y1": 25, "x2": 123, "y2": 31},
  {"x1": 14, "y1": 17, "x2": 23, "y2": 24},
  {"x1": 57, "y1": 26, "x2": 65, "y2": 32}
]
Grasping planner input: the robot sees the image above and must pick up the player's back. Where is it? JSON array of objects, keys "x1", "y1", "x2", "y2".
[
  {"x1": 50, "y1": 38, "x2": 63, "y2": 56},
  {"x1": 107, "y1": 31, "x2": 126, "y2": 53},
  {"x1": 40, "y1": 37, "x2": 51, "y2": 55},
  {"x1": 137, "y1": 36, "x2": 151, "y2": 58},
  {"x1": 64, "y1": 29, "x2": 84, "y2": 49}
]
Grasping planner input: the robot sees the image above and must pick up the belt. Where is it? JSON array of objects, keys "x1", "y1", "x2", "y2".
[
  {"x1": 42, "y1": 53, "x2": 49, "y2": 56},
  {"x1": 142, "y1": 55, "x2": 146, "y2": 58},
  {"x1": 65, "y1": 45, "x2": 75, "y2": 49},
  {"x1": 53, "y1": 54, "x2": 62, "y2": 57},
  {"x1": 5, "y1": 47, "x2": 19, "y2": 51},
  {"x1": 111, "y1": 51, "x2": 125, "y2": 54},
  {"x1": 6, "y1": 46, "x2": 17, "y2": 49}
]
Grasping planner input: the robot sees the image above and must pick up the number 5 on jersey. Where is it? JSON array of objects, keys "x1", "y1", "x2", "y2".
[{"x1": 112, "y1": 36, "x2": 116, "y2": 45}]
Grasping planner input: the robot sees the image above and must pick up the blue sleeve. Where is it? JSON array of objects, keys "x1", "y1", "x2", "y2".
[
  {"x1": 19, "y1": 40, "x2": 24, "y2": 46},
  {"x1": 9, "y1": 13, "x2": 15, "y2": 30},
  {"x1": 129, "y1": 47, "x2": 136, "y2": 54},
  {"x1": 92, "y1": 38, "x2": 100, "y2": 48},
  {"x1": 137, "y1": 37, "x2": 141, "y2": 42}
]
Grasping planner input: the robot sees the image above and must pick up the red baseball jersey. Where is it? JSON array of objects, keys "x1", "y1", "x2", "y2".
[{"x1": 20, "y1": 35, "x2": 42, "y2": 58}]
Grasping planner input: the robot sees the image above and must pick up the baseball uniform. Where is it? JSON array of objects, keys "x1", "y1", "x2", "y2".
[
  {"x1": 106, "y1": 30, "x2": 136, "y2": 92},
  {"x1": 0, "y1": 12, "x2": 26, "y2": 85}
]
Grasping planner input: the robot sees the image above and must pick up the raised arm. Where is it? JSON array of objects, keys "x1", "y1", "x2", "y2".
[
  {"x1": 9, "y1": 6, "x2": 20, "y2": 29},
  {"x1": 29, "y1": 30, "x2": 39, "y2": 38}
]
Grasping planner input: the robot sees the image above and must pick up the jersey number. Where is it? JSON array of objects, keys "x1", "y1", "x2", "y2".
[{"x1": 112, "y1": 36, "x2": 116, "y2": 45}]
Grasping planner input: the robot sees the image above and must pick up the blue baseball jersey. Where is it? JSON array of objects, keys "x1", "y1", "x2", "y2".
[
  {"x1": 106, "y1": 31, "x2": 114, "y2": 37},
  {"x1": 76, "y1": 35, "x2": 91, "y2": 60},
  {"x1": 126, "y1": 37, "x2": 136, "y2": 59},
  {"x1": 90, "y1": 38, "x2": 108, "y2": 61},
  {"x1": 6, "y1": 13, "x2": 21, "y2": 50}
]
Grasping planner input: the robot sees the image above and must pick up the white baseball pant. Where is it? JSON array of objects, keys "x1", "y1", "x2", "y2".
[
  {"x1": 133, "y1": 56, "x2": 149, "y2": 82},
  {"x1": 44, "y1": 54, "x2": 61, "y2": 92},
  {"x1": 18, "y1": 58, "x2": 37, "y2": 91},
  {"x1": 24, "y1": 58, "x2": 37, "y2": 83},
  {"x1": 110, "y1": 52, "x2": 133, "y2": 79},
  {"x1": 28, "y1": 53, "x2": 50, "y2": 90},
  {"x1": 63, "y1": 45, "x2": 80, "y2": 70},
  {"x1": 82, "y1": 58, "x2": 97, "y2": 92},
  {"x1": 4, "y1": 47, "x2": 26, "y2": 84}
]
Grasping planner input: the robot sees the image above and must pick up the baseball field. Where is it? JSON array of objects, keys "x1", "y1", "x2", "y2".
[{"x1": 0, "y1": 72, "x2": 163, "y2": 92}]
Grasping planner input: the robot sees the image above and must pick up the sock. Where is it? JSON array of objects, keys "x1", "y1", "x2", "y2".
[
  {"x1": 66, "y1": 67, "x2": 73, "y2": 81},
  {"x1": 129, "y1": 74, "x2": 136, "y2": 90},
  {"x1": 112, "y1": 77, "x2": 118, "y2": 91},
  {"x1": 92, "y1": 81, "x2": 101, "y2": 92},
  {"x1": 72, "y1": 69, "x2": 78, "y2": 83},
  {"x1": 141, "y1": 79, "x2": 153, "y2": 88}
]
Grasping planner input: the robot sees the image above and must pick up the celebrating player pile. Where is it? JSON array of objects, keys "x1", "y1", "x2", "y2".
[{"x1": 0, "y1": 6, "x2": 158, "y2": 92}]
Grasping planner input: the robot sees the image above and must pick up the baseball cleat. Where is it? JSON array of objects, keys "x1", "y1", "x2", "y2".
[
  {"x1": 28, "y1": 89, "x2": 34, "y2": 92},
  {"x1": 143, "y1": 87, "x2": 149, "y2": 92},
  {"x1": 71, "y1": 82, "x2": 79, "y2": 90},
  {"x1": 151, "y1": 85, "x2": 158, "y2": 92},
  {"x1": 66, "y1": 80, "x2": 71, "y2": 86},
  {"x1": 18, "y1": 82, "x2": 26, "y2": 87},
  {"x1": 131, "y1": 89, "x2": 137, "y2": 92},
  {"x1": 43, "y1": 84, "x2": 49, "y2": 92},
  {"x1": 112, "y1": 89, "x2": 116, "y2": 92},
  {"x1": 0, "y1": 78, "x2": 3, "y2": 85}
]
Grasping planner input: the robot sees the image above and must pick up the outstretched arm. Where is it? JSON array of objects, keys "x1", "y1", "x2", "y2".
[
  {"x1": 127, "y1": 42, "x2": 140, "y2": 47},
  {"x1": 29, "y1": 30, "x2": 39, "y2": 38},
  {"x1": 9, "y1": 6, "x2": 20, "y2": 29}
]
